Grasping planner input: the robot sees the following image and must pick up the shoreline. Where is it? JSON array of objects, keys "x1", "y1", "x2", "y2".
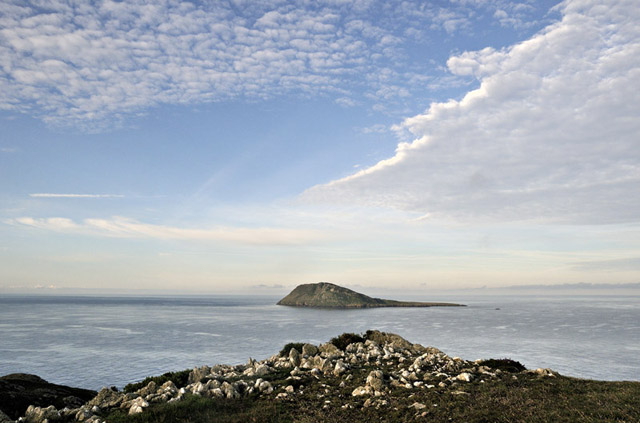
[{"x1": 3, "y1": 330, "x2": 639, "y2": 423}]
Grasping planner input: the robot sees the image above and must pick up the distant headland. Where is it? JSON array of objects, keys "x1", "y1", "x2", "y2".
[{"x1": 276, "y1": 282, "x2": 464, "y2": 308}]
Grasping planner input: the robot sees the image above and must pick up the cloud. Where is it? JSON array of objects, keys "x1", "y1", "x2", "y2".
[
  {"x1": 303, "y1": 0, "x2": 640, "y2": 225},
  {"x1": 29, "y1": 193, "x2": 124, "y2": 198},
  {"x1": 7, "y1": 216, "x2": 323, "y2": 245},
  {"x1": 0, "y1": 0, "x2": 551, "y2": 130},
  {"x1": 1, "y1": 147, "x2": 17, "y2": 153},
  {"x1": 571, "y1": 257, "x2": 640, "y2": 272}
]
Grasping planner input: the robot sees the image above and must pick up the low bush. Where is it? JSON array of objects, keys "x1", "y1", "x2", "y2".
[
  {"x1": 479, "y1": 358, "x2": 526, "y2": 373},
  {"x1": 330, "y1": 333, "x2": 365, "y2": 351},
  {"x1": 279, "y1": 342, "x2": 305, "y2": 357}
]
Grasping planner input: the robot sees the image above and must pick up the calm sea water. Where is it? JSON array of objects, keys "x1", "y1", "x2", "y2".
[{"x1": 0, "y1": 294, "x2": 638, "y2": 390}]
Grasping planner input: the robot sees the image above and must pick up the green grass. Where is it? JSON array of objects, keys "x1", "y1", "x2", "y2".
[
  {"x1": 104, "y1": 393, "x2": 292, "y2": 423},
  {"x1": 105, "y1": 372, "x2": 640, "y2": 423}
]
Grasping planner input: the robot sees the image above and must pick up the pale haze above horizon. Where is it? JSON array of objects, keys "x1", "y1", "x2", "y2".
[{"x1": 1, "y1": 0, "x2": 639, "y2": 294}]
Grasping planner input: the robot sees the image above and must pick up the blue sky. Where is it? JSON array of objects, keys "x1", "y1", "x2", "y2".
[{"x1": 1, "y1": 0, "x2": 639, "y2": 294}]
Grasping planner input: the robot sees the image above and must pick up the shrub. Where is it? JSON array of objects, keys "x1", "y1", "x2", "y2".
[
  {"x1": 123, "y1": 369, "x2": 191, "y2": 393},
  {"x1": 329, "y1": 333, "x2": 365, "y2": 351},
  {"x1": 479, "y1": 358, "x2": 526, "y2": 373},
  {"x1": 279, "y1": 342, "x2": 305, "y2": 357}
]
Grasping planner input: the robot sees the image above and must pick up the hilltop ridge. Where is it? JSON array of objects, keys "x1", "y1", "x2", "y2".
[
  {"x1": 276, "y1": 282, "x2": 463, "y2": 308},
  {"x1": 6, "y1": 330, "x2": 639, "y2": 423}
]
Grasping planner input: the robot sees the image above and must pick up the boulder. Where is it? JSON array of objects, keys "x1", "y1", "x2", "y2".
[
  {"x1": 319, "y1": 343, "x2": 341, "y2": 358},
  {"x1": 0, "y1": 374, "x2": 96, "y2": 421},
  {"x1": 302, "y1": 344, "x2": 318, "y2": 356},
  {"x1": 23, "y1": 405, "x2": 60, "y2": 423},
  {"x1": 188, "y1": 366, "x2": 211, "y2": 384},
  {"x1": 289, "y1": 348, "x2": 301, "y2": 367},
  {"x1": 87, "y1": 387, "x2": 124, "y2": 409},
  {"x1": 366, "y1": 370, "x2": 385, "y2": 392},
  {"x1": 333, "y1": 360, "x2": 349, "y2": 376},
  {"x1": 127, "y1": 397, "x2": 148, "y2": 415}
]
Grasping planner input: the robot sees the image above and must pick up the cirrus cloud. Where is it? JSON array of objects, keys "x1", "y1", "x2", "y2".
[{"x1": 7, "y1": 216, "x2": 323, "y2": 245}]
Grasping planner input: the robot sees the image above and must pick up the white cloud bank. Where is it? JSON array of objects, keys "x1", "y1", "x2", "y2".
[
  {"x1": 8, "y1": 216, "x2": 322, "y2": 245},
  {"x1": 304, "y1": 0, "x2": 640, "y2": 225}
]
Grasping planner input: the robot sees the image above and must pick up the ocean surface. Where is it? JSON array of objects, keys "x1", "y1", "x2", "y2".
[{"x1": 0, "y1": 294, "x2": 638, "y2": 390}]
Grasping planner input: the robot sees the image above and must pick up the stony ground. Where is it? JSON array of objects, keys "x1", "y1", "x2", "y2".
[{"x1": 9, "y1": 331, "x2": 640, "y2": 423}]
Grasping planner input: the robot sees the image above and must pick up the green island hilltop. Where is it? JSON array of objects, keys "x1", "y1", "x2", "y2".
[{"x1": 276, "y1": 282, "x2": 464, "y2": 308}]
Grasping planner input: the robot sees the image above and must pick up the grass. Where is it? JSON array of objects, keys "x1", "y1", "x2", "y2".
[{"x1": 105, "y1": 372, "x2": 640, "y2": 423}]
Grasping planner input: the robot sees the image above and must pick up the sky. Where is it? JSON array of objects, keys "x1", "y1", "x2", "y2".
[{"x1": 1, "y1": 0, "x2": 639, "y2": 294}]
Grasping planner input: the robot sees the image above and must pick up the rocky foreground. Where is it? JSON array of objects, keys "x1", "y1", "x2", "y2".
[{"x1": 4, "y1": 331, "x2": 639, "y2": 423}]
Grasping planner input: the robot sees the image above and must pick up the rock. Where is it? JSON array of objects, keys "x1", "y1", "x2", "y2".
[
  {"x1": 456, "y1": 373, "x2": 474, "y2": 382},
  {"x1": 75, "y1": 408, "x2": 92, "y2": 421},
  {"x1": 410, "y1": 402, "x2": 427, "y2": 410},
  {"x1": 23, "y1": 405, "x2": 60, "y2": 423},
  {"x1": 256, "y1": 380, "x2": 273, "y2": 394},
  {"x1": 302, "y1": 344, "x2": 318, "y2": 356},
  {"x1": 255, "y1": 364, "x2": 271, "y2": 376},
  {"x1": 160, "y1": 381, "x2": 177, "y2": 394},
  {"x1": 333, "y1": 360, "x2": 349, "y2": 376},
  {"x1": 366, "y1": 370, "x2": 385, "y2": 392},
  {"x1": 138, "y1": 381, "x2": 157, "y2": 397},
  {"x1": 285, "y1": 385, "x2": 294, "y2": 393},
  {"x1": 0, "y1": 409, "x2": 12, "y2": 423},
  {"x1": 87, "y1": 387, "x2": 124, "y2": 409},
  {"x1": 127, "y1": 397, "x2": 148, "y2": 415},
  {"x1": 220, "y1": 382, "x2": 239, "y2": 399},
  {"x1": 0, "y1": 374, "x2": 96, "y2": 421},
  {"x1": 289, "y1": 348, "x2": 301, "y2": 367},
  {"x1": 351, "y1": 386, "x2": 371, "y2": 396},
  {"x1": 319, "y1": 343, "x2": 341, "y2": 358},
  {"x1": 188, "y1": 366, "x2": 211, "y2": 384}
]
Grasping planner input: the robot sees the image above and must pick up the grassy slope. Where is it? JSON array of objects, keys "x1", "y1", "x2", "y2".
[{"x1": 105, "y1": 372, "x2": 640, "y2": 423}]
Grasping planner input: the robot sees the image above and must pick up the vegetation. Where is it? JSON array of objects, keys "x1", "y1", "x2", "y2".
[
  {"x1": 330, "y1": 332, "x2": 365, "y2": 351},
  {"x1": 277, "y1": 282, "x2": 463, "y2": 308},
  {"x1": 479, "y1": 358, "x2": 527, "y2": 373},
  {"x1": 105, "y1": 373, "x2": 640, "y2": 423},
  {"x1": 123, "y1": 369, "x2": 191, "y2": 393},
  {"x1": 279, "y1": 343, "x2": 306, "y2": 357}
]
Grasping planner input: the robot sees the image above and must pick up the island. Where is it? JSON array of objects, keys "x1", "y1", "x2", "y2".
[{"x1": 276, "y1": 282, "x2": 464, "y2": 308}]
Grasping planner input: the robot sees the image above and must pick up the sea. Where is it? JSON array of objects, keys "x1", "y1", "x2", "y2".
[{"x1": 1, "y1": 294, "x2": 638, "y2": 390}]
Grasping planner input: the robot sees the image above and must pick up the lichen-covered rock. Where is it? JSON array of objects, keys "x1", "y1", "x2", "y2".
[
  {"x1": 188, "y1": 366, "x2": 211, "y2": 384},
  {"x1": 319, "y1": 343, "x2": 341, "y2": 358},
  {"x1": 302, "y1": 344, "x2": 318, "y2": 356},
  {"x1": 127, "y1": 397, "x2": 148, "y2": 415},
  {"x1": 87, "y1": 387, "x2": 124, "y2": 409},
  {"x1": 23, "y1": 405, "x2": 60, "y2": 423},
  {"x1": 289, "y1": 348, "x2": 301, "y2": 367}
]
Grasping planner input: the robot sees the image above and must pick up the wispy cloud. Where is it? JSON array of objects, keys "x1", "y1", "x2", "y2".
[
  {"x1": 304, "y1": 0, "x2": 640, "y2": 225},
  {"x1": 0, "y1": 0, "x2": 550, "y2": 130},
  {"x1": 7, "y1": 216, "x2": 323, "y2": 245},
  {"x1": 29, "y1": 193, "x2": 124, "y2": 198}
]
